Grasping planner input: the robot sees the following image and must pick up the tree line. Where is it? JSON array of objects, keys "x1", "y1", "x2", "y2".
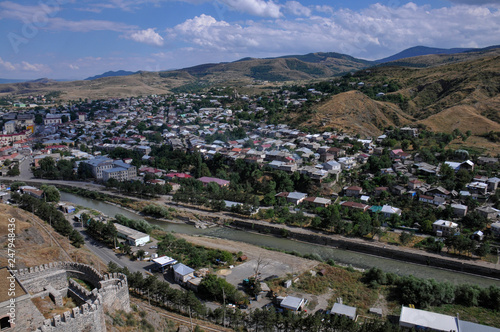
[
  {"x1": 12, "y1": 192, "x2": 84, "y2": 247},
  {"x1": 363, "y1": 267, "x2": 500, "y2": 310}
]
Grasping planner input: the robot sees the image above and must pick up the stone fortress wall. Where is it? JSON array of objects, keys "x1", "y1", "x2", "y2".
[{"x1": 10, "y1": 261, "x2": 130, "y2": 332}]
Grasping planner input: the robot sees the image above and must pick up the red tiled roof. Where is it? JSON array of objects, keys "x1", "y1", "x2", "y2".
[{"x1": 346, "y1": 186, "x2": 362, "y2": 191}]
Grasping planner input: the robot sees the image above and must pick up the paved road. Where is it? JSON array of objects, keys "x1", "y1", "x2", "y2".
[
  {"x1": 76, "y1": 225, "x2": 152, "y2": 275},
  {"x1": 18, "y1": 156, "x2": 33, "y2": 179}
]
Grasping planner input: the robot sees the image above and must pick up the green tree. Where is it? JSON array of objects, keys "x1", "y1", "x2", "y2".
[
  {"x1": 401, "y1": 139, "x2": 410, "y2": 150},
  {"x1": 475, "y1": 241, "x2": 491, "y2": 257},
  {"x1": 198, "y1": 274, "x2": 242, "y2": 304},
  {"x1": 39, "y1": 157, "x2": 56, "y2": 172},
  {"x1": 70, "y1": 229, "x2": 84, "y2": 247},
  {"x1": 136, "y1": 122, "x2": 147, "y2": 133},
  {"x1": 136, "y1": 249, "x2": 146, "y2": 260},
  {"x1": 10, "y1": 181, "x2": 26, "y2": 191},
  {"x1": 41, "y1": 185, "x2": 60, "y2": 202},
  {"x1": 209, "y1": 199, "x2": 226, "y2": 212},
  {"x1": 420, "y1": 220, "x2": 434, "y2": 234},
  {"x1": 399, "y1": 231, "x2": 414, "y2": 246},
  {"x1": 35, "y1": 113, "x2": 43, "y2": 124},
  {"x1": 7, "y1": 165, "x2": 20, "y2": 176}
]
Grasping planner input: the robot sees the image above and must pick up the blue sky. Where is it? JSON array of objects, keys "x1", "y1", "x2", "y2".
[{"x1": 0, "y1": 0, "x2": 499, "y2": 79}]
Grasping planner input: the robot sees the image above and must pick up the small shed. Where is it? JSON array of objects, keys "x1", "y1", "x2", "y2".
[
  {"x1": 331, "y1": 303, "x2": 357, "y2": 320},
  {"x1": 63, "y1": 205, "x2": 76, "y2": 213},
  {"x1": 280, "y1": 296, "x2": 305, "y2": 311}
]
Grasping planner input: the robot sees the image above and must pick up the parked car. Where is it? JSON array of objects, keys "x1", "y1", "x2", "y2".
[
  {"x1": 239, "y1": 304, "x2": 248, "y2": 309},
  {"x1": 150, "y1": 246, "x2": 157, "y2": 249}
]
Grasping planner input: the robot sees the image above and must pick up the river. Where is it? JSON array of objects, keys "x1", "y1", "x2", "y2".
[{"x1": 60, "y1": 191, "x2": 500, "y2": 287}]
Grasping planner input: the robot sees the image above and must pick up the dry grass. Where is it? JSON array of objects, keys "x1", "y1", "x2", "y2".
[
  {"x1": 32, "y1": 296, "x2": 77, "y2": 319},
  {"x1": 270, "y1": 264, "x2": 378, "y2": 310},
  {"x1": 419, "y1": 103, "x2": 500, "y2": 135},
  {"x1": 294, "y1": 90, "x2": 412, "y2": 136},
  {"x1": 448, "y1": 135, "x2": 500, "y2": 156},
  {"x1": 0, "y1": 204, "x2": 106, "y2": 269},
  {"x1": 378, "y1": 232, "x2": 425, "y2": 248}
]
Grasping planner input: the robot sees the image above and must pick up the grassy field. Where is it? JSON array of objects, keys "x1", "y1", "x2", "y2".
[{"x1": 269, "y1": 264, "x2": 379, "y2": 313}]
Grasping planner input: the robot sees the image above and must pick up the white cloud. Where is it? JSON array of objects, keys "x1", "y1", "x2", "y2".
[
  {"x1": 0, "y1": 57, "x2": 16, "y2": 71},
  {"x1": 167, "y1": 3, "x2": 500, "y2": 61},
  {"x1": 0, "y1": 2, "x2": 136, "y2": 32},
  {"x1": 448, "y1": 0, "x2": 500, "y2": 5},
  {"x1": 69, "y1": 64, "x2": 79, "y2": 70},
  {"x1": 284, "y1": 1, "x2": 311, "y2": 16},
  {"x1": 21, "y1": 61, "x2": 48, "y2": 72},
  {"x1": 48, "y1": 17, "x2": 135, "y2": 32},
  {"x1": 128, "y1": 28, "x2": 164, "y2": 46},
  {"x1": 219, "y1": 0, "x2": 281, "y2": 18},
  {"x1": 0, "y1": 57, "x2": 49, "y2": 73},
  {"x1": 0, "y1": 1, "x2": 59, "y2": 21},
  {"x1": 314, "y1": 5, "x2": 334, "y2": 14}
]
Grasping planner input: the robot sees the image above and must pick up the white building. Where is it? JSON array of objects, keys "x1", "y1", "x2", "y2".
[
  {"x1": 114, "y1": 223, "x2": 150, "y2": 246},
  {"x1": 381, "y1": 205, "x2": 402, "y2": 218},
  {"x1": 433, "y1": 220, "x2": 459, "y2": 237},
  {"x1": 399, "y1": 306, "x2": 500, "y2": 332},
  {"x1": 152, "y1": 256, "x2": 177, "y2": 273},
  {"x1": 331, "y1": 303, "x2": 357, "y2": 320},
  {"x1": 280, "y1": 296, "x2": 305, "y2": 311}
]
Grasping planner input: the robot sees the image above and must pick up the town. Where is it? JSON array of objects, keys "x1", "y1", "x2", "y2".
[{"x1": 0, "y1": 85, "x2": 500, "y2": 332}]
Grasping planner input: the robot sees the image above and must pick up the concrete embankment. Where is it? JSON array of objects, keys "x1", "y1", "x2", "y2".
[{"x1": 230, "y1": 219, "x2": 500, "y2": 280}]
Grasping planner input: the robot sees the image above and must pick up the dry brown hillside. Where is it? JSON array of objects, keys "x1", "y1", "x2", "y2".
[
  {"x1": 303, "y1": 54, "x2": 500, "y2": 136},
  {"x1": 0, "y1": 204, "x2": 104, "y2": 269},
  {"x1": 0, "y1": 52, "x2": 373, "y2": 100},
  {"x1": 419, "y1": 102, "x2": 500, "y2": 135},
  {"x1": 296, "y1": 90, "x2": 413, "y2": 136}
]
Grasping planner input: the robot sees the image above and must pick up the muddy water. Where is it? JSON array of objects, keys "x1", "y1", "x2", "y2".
[{"x1": 61, "y1": 191, "x2": 500, "y2": 287}]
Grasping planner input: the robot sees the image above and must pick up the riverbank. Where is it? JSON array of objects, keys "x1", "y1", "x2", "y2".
[
  {"x1": 228, "y1": 219, "x2": 500, "y2": 280},
  {"x1": 7, "y1": 179, "x2": 499, "y2": 281}
]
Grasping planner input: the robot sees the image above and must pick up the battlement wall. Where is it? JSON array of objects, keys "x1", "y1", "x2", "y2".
[{"x1": 13, "y1": 262, "x2": 130, "y2": 332}]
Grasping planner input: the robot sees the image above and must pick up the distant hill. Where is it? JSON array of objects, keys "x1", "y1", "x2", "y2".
[
  {"x1": 377, "y1": 46, "x2": 475, "y2": 63},
  {"x1": 274, "y1": 51, "x2": 374, "y2": 67},
  {"x1": 169, "y1": 52, "x2": 373, "y2": 82},
  {"x1": 85, "y1": 70, "x2": 137, "y2": 81},
  {"x1": 293, "y1": 90, "x2": 413, "y2": 136},
  {"x1": 29, "y1": 78, "x2": 58, "y2": 84},
  {"x1": 376, "y1": 45, "x2": 500, "y2": 69},
  {"x1": 305, "y1": 53, "x2": 500, "y2": 136},
  {"x1": 0, "y1": 78, "x2": 28, "y2": 84}
]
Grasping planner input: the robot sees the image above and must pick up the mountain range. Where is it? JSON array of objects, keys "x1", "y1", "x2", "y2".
[
  {"x1": 1, "y1": 45, "x2": 497, "y2": 84},
  {"x1": 84, "y1": 70, "x2": 138, "y2": 81},
  {"x1": 1, "y1": 45, "x2": 499, "y2": 141}
]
